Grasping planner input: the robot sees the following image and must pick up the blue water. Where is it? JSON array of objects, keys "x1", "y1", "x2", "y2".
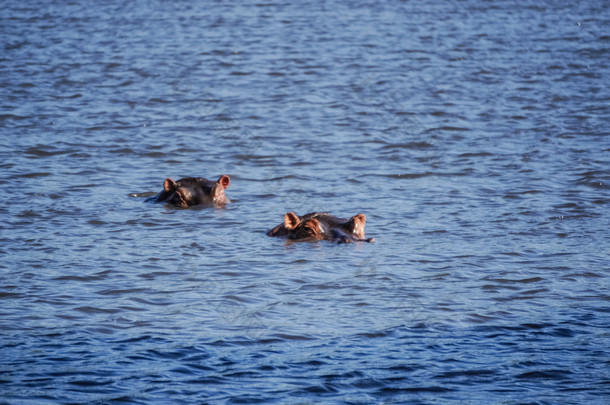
[{"x1": 1, "y1": 1, "x2": 609, "y2": 403}]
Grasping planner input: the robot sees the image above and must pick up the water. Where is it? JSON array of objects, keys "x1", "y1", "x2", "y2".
[{"x1": 1, "y1": 0, "x2": 609, "y2": 403}]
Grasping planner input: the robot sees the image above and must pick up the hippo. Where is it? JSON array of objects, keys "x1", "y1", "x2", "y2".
[
  {"x1": 267, "y1": 212, "x2": 374, "y2": 243},
  {"x1": 148, "y1": 175, "x2": 230, "y2": 208}
]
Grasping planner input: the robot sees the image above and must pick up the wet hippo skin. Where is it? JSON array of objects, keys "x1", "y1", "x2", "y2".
[
  {"x1": 267, "y1": 212, "x2": 374, "y2": 243},
  {"x1": 148, "y1": 175, "x2": 230, "y2": 208}
]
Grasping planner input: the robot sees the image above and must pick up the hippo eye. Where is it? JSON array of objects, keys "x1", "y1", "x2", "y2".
[
  {"x1": 171, "y1": 189, "x2": 191, "y2": 207},
  {"x1": 304, "y1": 222, "x2": 323, "y2": 235}
]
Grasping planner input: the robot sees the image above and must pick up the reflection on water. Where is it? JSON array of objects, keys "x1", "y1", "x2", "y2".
[{"x1": 1, "y1": 0, "x2": 609, "y2": 403}]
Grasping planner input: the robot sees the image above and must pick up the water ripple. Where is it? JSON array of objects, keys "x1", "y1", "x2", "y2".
[{"x1": 0, "y1": 0, "x2": 608, "y2": 403}]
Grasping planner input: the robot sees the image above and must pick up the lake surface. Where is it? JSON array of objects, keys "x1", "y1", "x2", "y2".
[{"x1": 1, "y1": 0, "x2": 609, "y2": 403}]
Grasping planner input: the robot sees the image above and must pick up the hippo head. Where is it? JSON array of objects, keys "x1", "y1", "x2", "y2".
[
  {"x1": 267, "y1": 212, "x2": 373, "y2": 243},
  {"x1": 162, "y1": 175, "x2": 230, "y2": 208}
]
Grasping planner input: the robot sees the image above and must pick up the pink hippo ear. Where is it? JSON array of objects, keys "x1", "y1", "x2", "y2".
[
  {"x1": 163, "y1": 178, "x2": 177, "y2": 192},
  {"x1": 217, "y1": 175, "x2": 230, "y2": 189},
  {"x1": 284, "y1": 212, "x2": 301, "y2": 230},
  {"x1": 347, "y1": 214, "x2": 366, "y2": 237}
]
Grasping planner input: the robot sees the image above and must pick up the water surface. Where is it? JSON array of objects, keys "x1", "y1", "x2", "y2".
[{"x1": 1, "y1": 1, "x2": 609, "y2": 403}]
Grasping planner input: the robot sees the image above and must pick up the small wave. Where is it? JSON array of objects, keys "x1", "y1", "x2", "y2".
[
  {"x1": 24, "y1": 146, "x2": 76, "y2": 157},
  {"x1": 458, "y1": 152, "x2": 493, "y2": 158},
  {"x1": 0, "y1": 292, "x2": 23, "y2": 299},
  {"x1": 68, "y1": 379, "x2": 114, "y2": 387},
  {"x1": 354, "y1": 329, "x2": 395, "y2": 339},
  {"x1": 54, "y1": 275, "x2": 107, "y2": 282},
  {"x1": 147, "y1": 97, "x2": 170, "y2": 104},
  {"x1": 379, "y1": 386, "x2": 454, "y2": 394},
  {"x1": 381, "y1": 141, "x2": 434, "y2": 149},
  {"x1": 0, "y1": 114, "x2": 29, "y2": 121},
  {"x1": 378, "y1": 171, "x2": 471, "y2": 179},
  {"x1": 266, "y1": 333, "x2": 315, "y2": 342},
  {"x1": 483, "y1": 277, "x2": 544, "y2": 284},
  {"x1": 96, "y1": 288, "x2": 148, "y2": 296},
  {"x1": 16, "y1": 172, "x2": 52, "y2": 178},
  {"x1": 436, "y1": 369, "x2": 497, "y2": 379},
  {"x1": 425, "y1": 126, "x2": 470, "y2": 132},
  {"x1": 516, "y1": 370, "x2": 573, "y2": 380},
  {"x1": 74, "y1": 306, "x2": 121, "y2": 314}
]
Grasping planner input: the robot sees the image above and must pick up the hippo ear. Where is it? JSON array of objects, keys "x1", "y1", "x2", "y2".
[
  {"x1": 163, "y1": 178, "x2": 177, "y2": 192},
  {"x1": 284, "y1": 212, "x2": 301, "y2": 230},
  {"x1": 347, "y1": 214, "x2": 366, "y2": 235},
  {"x1": 217, "y1": 175, "x2": 230, "y2": 189}
]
